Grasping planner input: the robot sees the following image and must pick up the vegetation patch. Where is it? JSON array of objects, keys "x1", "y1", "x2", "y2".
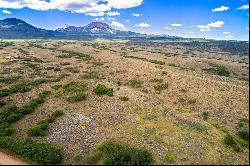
[
  {"x1": 86, "y1": 139, "x2": 152, "y2": 165},
  {"x1": 0, "y1": 91, "x2": 50, "y2": 136},
  {"x1": 203, "y1": 63, "x2": 231, "y2": 77},
  {"x1": 202, "y1": 112, "x2": 209, "y2": 121},
  {"x1": 0, "y1": 76, "x2": 20, "y2": 83},
  {"x1": 154, "y1": 83, "x2": 168, "y2": 93},
  {"x1": 128, "y1": 79, "x2": 143, "y2": 88},
  {"x1": 81, "y1": 71, "x2": 101, "y2": 80},
  {"x1": 224, "y1": 134, "x2": 241, "y2": 152},
  {"x1": 166, "y1": 151, "x2": 174, "y2": 163},
  {"x1": 56, "y1": 81, "x2": 87, "y2": 103},
  {"x1": 0, "y1": 136, "x2": 63, "y2": 165},
  {"x1": 27, "y1": 110, "x2": 63, "y2": 137},
  {"x1": 0, "y1": 82, "x2": 30, "y2": 97},
  {"x1": 58, "y1": 50, "x2": 91, "y2": 61},
  {"x1": 119, "y1": 96, "x2": 129, "y2": 101},
  {"x1": 149, "y1": 59, "x2": 165, "y2": 65},
  {"x1": 94, "y1": 84, "x2": 113, "y2": 96}
]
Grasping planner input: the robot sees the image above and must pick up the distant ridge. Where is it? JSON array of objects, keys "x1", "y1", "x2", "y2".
[{"x1": 0, "y1": 18, "x2": 141, "y2": 39}]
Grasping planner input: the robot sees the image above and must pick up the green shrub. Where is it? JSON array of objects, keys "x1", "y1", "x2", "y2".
[
  {"x1": 28, "y1": 110, "x2": 63, "y2": 137},
  {"x1": 67, "y1": 93, "x2": 86, "y2": 102},
  {"x1": 224, "y1": 134, "x2": 241, "y2": 152},
  {"x1": 0, "y1": 82, "x2": 30, "y2": 97},
  {"x1": 30, "y1": 78, "x2": 50, "y2": 87},
  {"x1": 149, "y1": 60, "x2": 165, "y2": 65},
  {"x1": 59, "y1": 81, "x2": 87, "y2": 102},
  {"x1": 150, "y1": 79, "x2": 163, "y2": 83},
  {"x1": 94, "y1": 84, "x2": 113, "y2": 96},
  {"x1": 166, "y1": 151, "x2": 174, "y2": 163},
  {"x1": 154, "y1": 83, "x2": 168, "y2": 93},
  {"x1": 0, "y1": 76, "x2": 20, "y2": 83},
  {"x1": 87, "y1": 139, "x2": 152, "y2": 165},
  {"x1": 0, "y1": 100, "x2": 6, "y2": 107},
  {"x1": 176, "y1": 108, "x2": 186, "y2": 113},
  {"x1": 59, "y1": 50, "x2": 91, "y2": 61},
  {"x1": 237, "y1": 130, "x2": 249, "y2": 142},
  {"x1": 119, "y1": 96, "x2": 129, "y2": 101},
  {"x1": 202, "y1": 112, "x2": 209, "y2": 121},
  {"x1": 128, "y1": 80, "x2": 143, "y2": 88},
  {"x1": 203, "y1": 63, "x2": 231, "y2": 77},
  {"x1": 0, "y1": 137, "x2": 63, "y2": 165},
  {"x1": 81, "y1": 71, "x2": 100, "y2": 79}
]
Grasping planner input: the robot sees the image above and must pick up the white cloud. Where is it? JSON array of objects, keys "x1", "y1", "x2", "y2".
[
  {"x1": 94, "y1": 17, "x2": 105, "y2": 21},
  {"x1": 106, "y1": 17, "x2": 116, "y2": 21},
  {"x1": 188, "y1": 31, "x2": 194, "y2": 34},
  {"x1": 106, "y1": 0, "x2": 143, "y2": 9},
  {"x1": 126, "y1": 19, "x2": 130, "y2": 23},
  {"x1": 207, "y1": 21, "x2": 224, "y2": 27},
  {"x1": 164, "y1": 27, "x2": 173, "y2": 30},
  {"x1": 132, "y1": 13, "x2": 141, "y2": 17},
  {"x1": 246, "y1": 27, "x2": 249, "y2": 30},
  {"x1": 225, "y1": 35, "x2": 234, "y2": 38},
  {"x1": 0, "y1": 0, "x2": 144, "y2": 16},
  {"x1": 135, "y1": 22, "x2": 150, "y2": 28},
  {"x1": 107, "y1": 11, "x2": 120, "y2": 16},
  {"x1": 2, "y1": 9, "x2": 12, "y2": 14},
  {"x1": 86, "y1": 12, "x2": 105, "y2": 17},
  {"x1": 171, "y1": 23, "x2": 182, "y2": 27},
  {"x1": 212, "y1": 6, "x2": 229, "y2": 12},
  {"x1": 237, "y1": 4, "x2": 249, "y2": 10},
  {"x1": 222, "y1": 32, "x2": 230, "y2": 35},
  {"x1": 245, "y1": 34, "x2": 249, "y2": 37},
  {"x1": 196, "y1": 21, "x2": 224, "y2": 32},
  {"x1": 111, "y1": 21, "x2": 125, "y2": 29}
]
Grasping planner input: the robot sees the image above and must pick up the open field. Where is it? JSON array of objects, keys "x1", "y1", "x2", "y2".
[{"x1": 0, "y1": 39, "x2": 249, "y2": 165}]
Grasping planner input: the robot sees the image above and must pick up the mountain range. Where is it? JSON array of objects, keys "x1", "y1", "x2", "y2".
[{"x1": 0, "y1": 18, "x2": 145, "y2": 39}]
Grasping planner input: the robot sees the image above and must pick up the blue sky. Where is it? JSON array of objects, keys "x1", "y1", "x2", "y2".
[{"x1": 0, "y1": 0, "x2": 249, "y2": 40}]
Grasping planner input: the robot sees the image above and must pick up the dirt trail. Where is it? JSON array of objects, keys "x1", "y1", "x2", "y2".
[{"x1": 0, "y1": 151, "x2": 29, "y2": 165}]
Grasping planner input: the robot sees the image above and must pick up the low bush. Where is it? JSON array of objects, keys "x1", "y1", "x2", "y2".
[
  {"x1": 202, "y1": 112, "x2": 209, "y2": 121},
  {"x1": 87, "y1": 139, "x2": 152, "y2": 165},
  {"x1": 237, "y1": 130, "x2": 249, "y2": 142},
  {"x1": 0, "y1": 82, "x2": 30, "y2": 97},
  {"x1": 154, "y1": 83, "x2": 168, "y2": 93},
  {"x1": 28, "y1": 110, "x2": 63, "y2": 137},
  {"x1": 149, "y1": 60, "x2": 165, "y2": 65},
  {"x1": 0, "y1": 76, "x2": 20, "y2": 83},
  {"x1": 128, "y1": 80, "x2": 143, "y2": 88},
  {"x1": 0, "y1": 100, "x2": 6, "y2": 107},
  {"x1": 166, "y1": 151, "x2": 174, "y2": 163},
  {"x1": 203, "y1": 63, "x2": 231, "y2": 77},
  {"x1": 119, "y1": 96, "x2": 129, "y2": 101},
  {"x1": 59, "y1": 81, "x2": 87, "y2": 102},
  {"x1": 94, "y1": 84, "x2": 113, "y2": 96},
  {"x1": 67, "y1": 93, "x2": 86, "y2": 102},
  {"x1": 224, "y1": 134, "x2": 241, "y2": 152},
  {"x1": 0, "y1": 136, "x2": 63, "y2": 165}
]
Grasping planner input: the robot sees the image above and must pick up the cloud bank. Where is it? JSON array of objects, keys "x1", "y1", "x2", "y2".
[{"x1": 0, "y1": 0, "x2": 144, "y2": 16}]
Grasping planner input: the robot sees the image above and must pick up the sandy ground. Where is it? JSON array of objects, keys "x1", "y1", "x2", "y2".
[{"x1": 0, "y1": 151, "x2": 29, "y2": 165}]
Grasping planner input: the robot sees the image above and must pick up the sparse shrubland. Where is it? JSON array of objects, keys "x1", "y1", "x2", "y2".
[{"x1": 27, "y1": 110, "x2": 63, "y2": 136}]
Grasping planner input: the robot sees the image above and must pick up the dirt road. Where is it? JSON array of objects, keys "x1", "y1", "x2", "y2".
[{"x1": 0, "y1": 151, "x2": 29, "y2": 165}]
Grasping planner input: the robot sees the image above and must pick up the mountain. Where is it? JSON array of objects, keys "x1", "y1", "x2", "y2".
[
  {"x1": 57, "y1": 22, "x2": 116, "y2": 34},
  {"x1": 0, "y1": 18, "x2": 173, "y2": 40},
  {"x1": 0, "y1": 18, "x2": 54, "y2": 38}
]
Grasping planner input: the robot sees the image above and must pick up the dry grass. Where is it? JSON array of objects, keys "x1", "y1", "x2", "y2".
[{"x1": 0, "y1": 40, "x2": 248, "y2": 165}]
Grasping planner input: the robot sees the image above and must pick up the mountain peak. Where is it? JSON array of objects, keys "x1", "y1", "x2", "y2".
[{"x1": 1, "y1": 18, "x2": 26, "y2": 24}]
